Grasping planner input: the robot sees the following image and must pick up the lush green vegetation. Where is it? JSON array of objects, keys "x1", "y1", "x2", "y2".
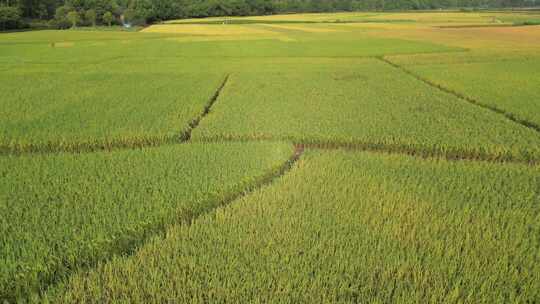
[
  {"x1": 3, "y1": 0, "x2": 539, "y2": 31},
  {"x1": 0, "y1": 24, "x2": 460, "y2": 153},
  {"x1": 193, "y1": 57, "x2": 540, "y2": 162},
  {"x1": 0, "y1": 68, "x2": 224, "y2": 152},
  {"x1": 388, "y1": 56, "x2": 540, "y2": 129},
  {"x1": 0, "y1": 142, "x2": 293, "y2": 300},
  {"x1": 2, "y1": 11, "x2": 540, "y2": 303},
  {"x1": 44, "y1": 150, "x2": 540, "y2": 302},
  {"x1": 169, "y1": 10, "x2": 540, "y2": 25},
  {"x1": 0, "y1": 5, "x2": 23, "y2": 30},
  {"x1": 0, "y1": 27, "x2": 456, "y2": 63},
  {"x1": 0, "y1": 63, "x2": 225, "y2": 152}
]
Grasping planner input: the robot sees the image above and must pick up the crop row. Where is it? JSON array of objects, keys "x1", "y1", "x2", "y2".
[
  {"x1": 44, "y1": 149, "x2": 540, "y2": 303},
  {"x1": 0, "y1": 142, "x2": 294, "y2": 301}
]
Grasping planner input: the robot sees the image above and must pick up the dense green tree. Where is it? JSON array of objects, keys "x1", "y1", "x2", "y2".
[
  {"x1": 66, "y1": 0, "x2": 118, "y2": 19},
  {"x1": 66, "y1": 10, "x2": 80, "y2": 27},
  {"x1": 53, "y1": 5, "x2": 71, "y2": 28},
  {"x1": 85, "y1": 8, "x2": 95, "y2": 25},
  {"x1": 102, "y1": 10, "x2": 112, "y2": 25},
  {"x1": 0, "y1": 5, "x2": 21, "y2": 30},
  {"x1": 1, "y1": 0, "x2": 539, "y2": 31},
  {"x1": 10, "y1": 0, "x2": 61, "y2": 18}
]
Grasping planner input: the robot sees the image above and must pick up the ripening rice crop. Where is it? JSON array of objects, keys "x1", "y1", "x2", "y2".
[
  {"x1": 165, "y1": 12, "x2": 380, "y2": 23},
  {"x1": 369, "y1": 24, "x2": 540, "y2": 52},
  {"x1": 0, "y1": 30, "x2": 154, "y2": 44},
  {"x1": 0, "y1": 31, "x2": 175, "y2": 65},
  {"x1": 3, "y1": 15, "x2": 540, "y2": 303},
  {"x1": 165, "y1": 34, "x2": 457, "y2": 57},
  {"x1": 366, "y1": 12, "x2": 499, "y2": 24},
  {"x1": 0, "y1": 30, "x2": 240, "y2": 154},
  {"x1": 0, "y1": 25, "x2": 458, "y2": 65},
  {"x1": 259, "y1": 23, "x2": 345, "y2": 33},
  {"x1": 0, "y1": 25, "x2": 465, "y2": 154},
  {"x1": 141, "y1": 24, "x2": 279, "y2": 36},
  {"x1": 0, "y1": 28, "x2": 458, "y2": 153},
  {"x1": 0, "y1": 142, "x2": 293, "y2": 301},
  {"x1": 0, "y1": 63, "x2": 226, "y2": 152},
  {"x1": 384, "y1": 50, "x2": 540, "y2": 66},
  {"x1": 44, "y1": 150, "x2": 540, "y2": 303},
  {"x1": 388, "y1": 56, "x2": 540, "y2": 129},
  {"x1": 166, "y1": 11, "x2": 535, "y2": 25},
  {"x1": 192, "y1": 57, "x2": 540, "y2": 162}
]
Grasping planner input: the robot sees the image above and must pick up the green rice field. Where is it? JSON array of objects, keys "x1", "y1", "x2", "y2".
[{"x1": 1, "y1": 11, "x2": 540, "y2": 303}]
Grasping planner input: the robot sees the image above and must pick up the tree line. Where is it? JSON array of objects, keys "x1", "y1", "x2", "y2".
[{"x1": 1, "y1": 0, "x2": 538, "y2": 30}]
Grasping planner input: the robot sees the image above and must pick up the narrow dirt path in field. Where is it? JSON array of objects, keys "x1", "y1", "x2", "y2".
[
  {"x1": 377, "y1": 56, "x2": 540, "y2": 135},
  {"x1": 295, "y1": 142, "x2": 538, "y2": 165},
  {"x1": 183, "y1": 74, "x2": 230, "y2": 141},
  {"x1": 35, "y1": 143, "x2": 303, "y2": 302},
  {"x1": 185, "y1": 139, "x2": 536, "y2": 166}
]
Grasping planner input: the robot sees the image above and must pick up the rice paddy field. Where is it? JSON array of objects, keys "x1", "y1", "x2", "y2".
[{"x1": 1, "y1": 10, "x2": 540, "y2": 303}]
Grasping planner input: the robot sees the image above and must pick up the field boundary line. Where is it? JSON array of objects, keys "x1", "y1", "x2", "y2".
[
  {"x1": 297, "y1": 142, "x2": 538, "y2": 166},
  {"x1": 8, "y1": 136, "x2": 537, "y2": 165},
  {"x1": 28, "y1": 144, "x2": 302, "y2": 302},
  {"x1": 6, "y1": 51, "x2": 470, "y2": 65},
  {"x1": 0, "y1": 136, "x2": 180, "y2": 155},
  {"x1": 0, "y1": 34, "x2": 175, "y2": 46},
  {"x1": 193, "y1": 137, "x2": 538, "y2": 166},
  {"x1": 377, "y1": 56, "x2": 540, "y2": 134},
  {"x1": 183, "y1": 74, "x2": 230, "y2": 141}
]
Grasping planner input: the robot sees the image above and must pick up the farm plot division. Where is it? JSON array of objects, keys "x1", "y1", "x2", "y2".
[
  {"x1": 0, "y1": 28, "x2": 460, "y2": 154},
  {"x1": 1, "y1": 13, "x2": 540, "y2": 303},
  {"x1": 386, "y1": 56, "x2": 540, "y2": 130},
  {"x1": 192, "y1": 57, "x2": 540, "y2": 162},
  {"x1": 0, "y1": 142, "x2": 293, "y2": 300},
  {"x1": 45, "y1": 150, "x2": 540, "y2": 303}
]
